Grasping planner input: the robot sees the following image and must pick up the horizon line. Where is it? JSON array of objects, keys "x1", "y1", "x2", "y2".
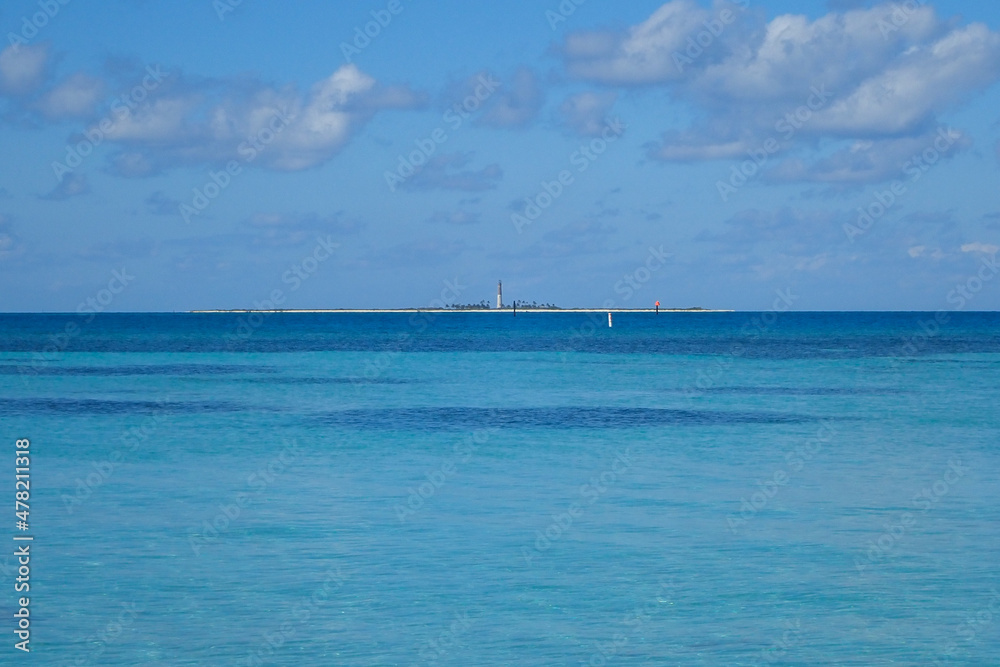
[{"x1": 5, "y1": 309, "x2": 1000, "y2": 314}]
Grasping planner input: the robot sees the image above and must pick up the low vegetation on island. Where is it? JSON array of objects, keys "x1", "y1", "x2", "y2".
[{"x1": 445, "y1": 300, "x2": 561, "y2": 310}]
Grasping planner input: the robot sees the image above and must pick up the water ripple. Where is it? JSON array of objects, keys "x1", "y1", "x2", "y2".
[
  {"x1": 0, "y1": 398, "x2": 245, "y2": 415},
  {"x1": 314, "y1": 406, "x2": 811, "y2": 430}
]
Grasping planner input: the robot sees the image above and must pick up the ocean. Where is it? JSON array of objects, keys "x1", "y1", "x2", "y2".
[{"x1": 1, "y1": 311, "x2": 998, "y2": 665}]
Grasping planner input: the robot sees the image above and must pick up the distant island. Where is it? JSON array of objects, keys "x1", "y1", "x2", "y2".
[
  {"x1": 192, "y1": 280, "x2": 732, "y2": 313},
  {"x1": 190, "y1": 306, "x2": 728, "y2": 313}
]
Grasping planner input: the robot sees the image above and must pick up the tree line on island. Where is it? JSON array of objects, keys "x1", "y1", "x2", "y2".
[
  {"x1": 446, "y1": 300, "x2": 560, "y2": 310},
  {"x1": 439, "y1": 301, "x2": 708, "y2": 311}
]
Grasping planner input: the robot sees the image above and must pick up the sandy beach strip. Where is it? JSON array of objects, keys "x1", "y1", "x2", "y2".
[{"x1": 189, "y1": 308, "x2": 733, "y2": 313}]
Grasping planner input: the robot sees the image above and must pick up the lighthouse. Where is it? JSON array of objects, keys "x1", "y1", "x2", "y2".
[{"x1": 497, "y1": 280, "x2": 503, "y2": 309}]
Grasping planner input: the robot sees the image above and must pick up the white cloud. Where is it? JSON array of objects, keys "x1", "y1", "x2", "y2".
[
  {"x1": 426, "y1": 210, "x2": 481, "y2": 225},
  {"x1": 808, "y1": 23, "x2": 1000, "y2": 136},
  {"x1": 108, "y1": 152, "x2": 160, "y2": 178},
  {"x1": 267, "y1": 65, "x2": 376, "y2": 170},
  {"x1": 477, "y1": 67, "x2": 543, "y2": 128},
  {"x1": 99, "y1": 64, "x2": 423, "y2": 176},
  {"x1": 36, "y1": 72, "x2": 105, "y2": 119},
  {"x1": 961, "y1": 242, "x2": 999, "y2": 254},
  {"x1": 0, "y1": 44, "x2": 49, "y2": 95},
  {"x1": 649, "y1": 133, "x2": 751, "y2": 161},
  {"x1": 562, "y1": 2, "x2": 1000, "y2": 183},
  {"x1": 765, "y1": 129, "x2": 969, "y2": 184},
  {"x1": 0, "y1": 214, "x2": 21, "y2": 259},
  {"x1": 103, "y1": 97, "x2": 196, "y2": 144},
  {"x1": 562, "y1": 0, "x2": 713, "y2": 85},
  {"x1": 558, "y1": 91, "x2": 618, "y2": 136},
  {"x1": 693, "y1": 6, "x2": 942, "y2": 103}
]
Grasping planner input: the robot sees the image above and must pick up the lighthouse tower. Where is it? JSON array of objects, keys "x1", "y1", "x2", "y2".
[{"x1": 497, "y1": 280, "x2": 503, "y2": 309}]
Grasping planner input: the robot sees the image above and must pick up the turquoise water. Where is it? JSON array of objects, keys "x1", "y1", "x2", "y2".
[{"x1": 1, "y1": 312, "x2": 999, "y2": 665}]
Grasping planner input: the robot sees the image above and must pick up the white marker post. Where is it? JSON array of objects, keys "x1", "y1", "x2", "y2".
[{"x1": 608, "y1": 312, "x2": 612, "y2": 328}]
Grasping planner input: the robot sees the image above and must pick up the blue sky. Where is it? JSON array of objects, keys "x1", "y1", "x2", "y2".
[{"x1": 1, "y1": 0, "x2": 999, "y2": 311}]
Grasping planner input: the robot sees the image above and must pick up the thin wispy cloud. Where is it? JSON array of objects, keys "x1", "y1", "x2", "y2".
[
  {"x1": 405, "y1": 153, "x2": 503, "y2": 191},
  {"x1": 40, "y1": 172, "x2": 89, "y2": 200}
]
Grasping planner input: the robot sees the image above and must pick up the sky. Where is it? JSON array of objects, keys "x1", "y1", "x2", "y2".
[{"x1": 1, "y1": 0, "x2": 999, "y2": 312}]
